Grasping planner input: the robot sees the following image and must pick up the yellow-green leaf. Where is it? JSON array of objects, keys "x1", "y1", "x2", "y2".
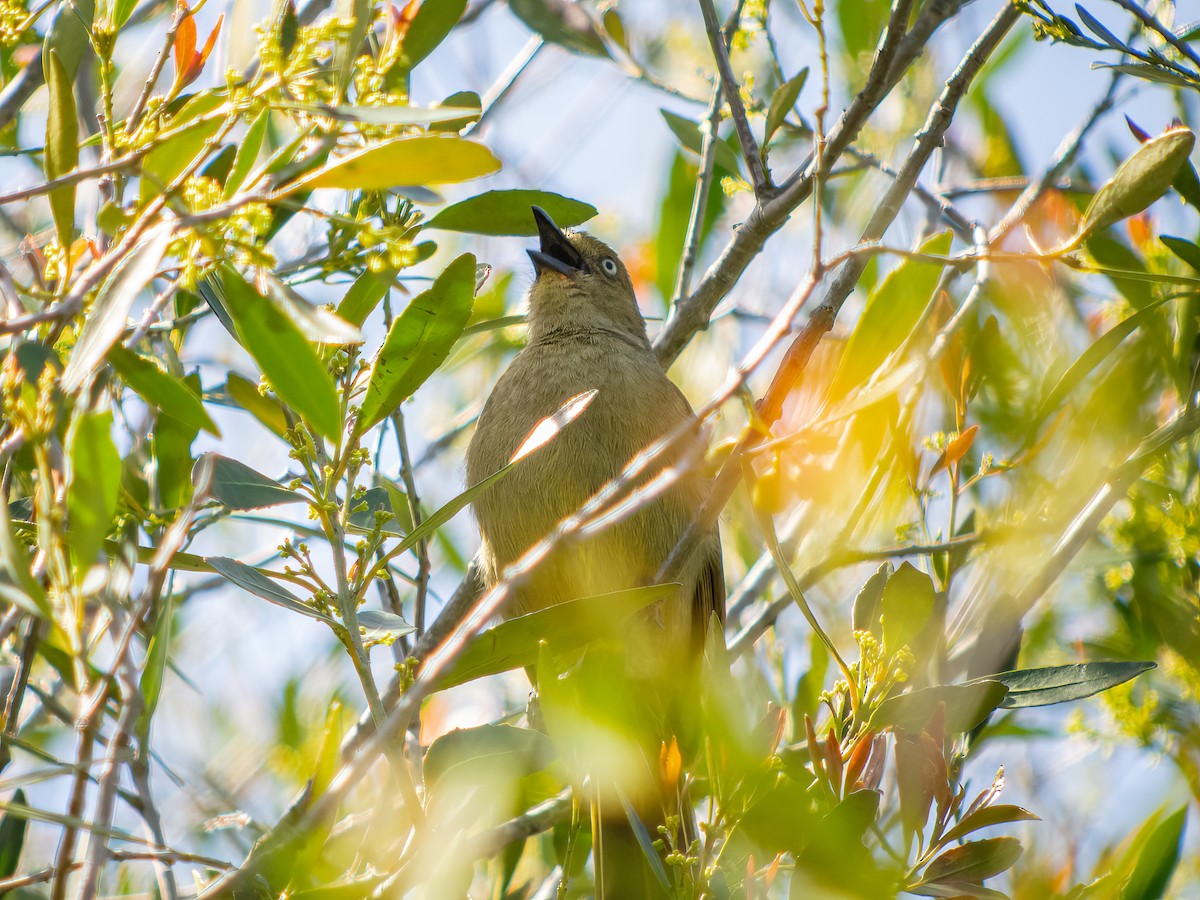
[
  {"x1": 44, "y1": 51, "x2": 78, "y2": 248},
  {"x1": 67, "y1": 410, "x2": 122, "y2": 573},
  {"x1": 221, "y1": 267, "x2": 342, "y2": 442},
  {"x1": 297, "y1": 136, "x2": 500, "y2": 191},
  {"x1": 1070, "y1": 128, "x2": 1196, "y2": 248},
  {"x1": 356, "y1": 253, "x2": 476, "y2": 433}
]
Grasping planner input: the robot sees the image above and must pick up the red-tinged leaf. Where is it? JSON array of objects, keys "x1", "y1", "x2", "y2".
[
  {"x1": 1126, "y1": 115, "x2": 1151, "y2": 144},
  {"x1": 825, "y1": 728, "x2": 843, "y2": 793},
  {"x1": 199, "y1": 14, "x2": 222, "y2": 66},
  {"x1": 844, "y1": 733, "x2": 874, "y2": 790},
  {"x1": 895, "y1": 730, "x2": 946, "y2": 837},
  {"x1": 939, "y1": 804, "x2": 1040, "y2": 847},
  {"x1": 933, "y1": 424, "x2": 979, "y2": 475},
  {"x1": 173, "y1": 4, "x2": 196, "y2": 85},
  {"x1": 918, "y1": 836, "x2": 1023, "y2": 885}
]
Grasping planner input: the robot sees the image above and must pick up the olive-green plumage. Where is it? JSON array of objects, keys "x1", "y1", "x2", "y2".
[{"x1": 465, "y1": 209, "x2": 725, "y2": 662}]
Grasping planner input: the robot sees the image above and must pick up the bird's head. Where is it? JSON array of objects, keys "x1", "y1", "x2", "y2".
[{"x1": 525, "y1": 206, "x2": 648, "y2": 343}]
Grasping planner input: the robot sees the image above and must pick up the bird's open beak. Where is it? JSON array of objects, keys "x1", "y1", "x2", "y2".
[{"x1": 528, "y1": 206, "x2": 587, "y2": 278}]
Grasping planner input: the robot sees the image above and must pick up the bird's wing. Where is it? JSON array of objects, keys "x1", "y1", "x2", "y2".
[{"x1": 692, "y1": 535, "x2": 726, "y2": 653}]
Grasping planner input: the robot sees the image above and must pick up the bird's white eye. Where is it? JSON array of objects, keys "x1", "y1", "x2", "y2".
[{"x1": 600, "y1": 258, "x2": 618, "y2": 276}]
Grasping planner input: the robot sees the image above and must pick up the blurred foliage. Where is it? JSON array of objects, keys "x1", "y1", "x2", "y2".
[{"x1": 0, "y1": 0, "x2": 1199, "y2": 897}]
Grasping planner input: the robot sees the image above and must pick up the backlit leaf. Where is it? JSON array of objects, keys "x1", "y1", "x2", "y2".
[
  {"x1": 108, "y1": 345, "x2": 219, "y2": 435},
  {"x1": 298, "y1": 137, "x2": 500, "y2": 191},
  {"x1": 66, "y1": 410, "x2": 122, "y2": 572},
  {"x1": 424, "y1": 190, "x2": 597, "y2": 235},
  {"x1": 356, "y1": 253, "x2": 476, "y2": 433},
  {"x1": 44, "y1": 50, "x2": 77, "y2": 248}
]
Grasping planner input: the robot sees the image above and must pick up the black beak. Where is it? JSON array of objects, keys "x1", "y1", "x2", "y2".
[{"x1": 528, "y1": 206, "x2": 587, "y2": 278}]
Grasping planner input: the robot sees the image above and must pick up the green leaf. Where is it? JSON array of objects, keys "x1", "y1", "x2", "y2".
[
  {"x1": 972, "y1": 661, "x2": 1156, "y2": 709},
  {"x1": 45, "y1": 0, "x2": 95, "y2": 82},
  {"x1": 333, "y1": 0, "x2": 369, "y2": 94},
  {"x1": 1161, "y1": 234, "x2": 1200, "y2": 270},
  {"x1": 346, "y1": 485, "x2": 404, "y2": 536},
  {"x1": 356, "y1": 253, "x2": 477, "y2": 433},
  {"x1": 136, "y1": 594, "x2": 173, "y2": 739},
  {"x1": 1070, "y1": 128, "x2": 1196, "y2": 247},
  {"x1": 881, "y1": 561, "x2": 936, "y2": 654},
  {"x1": 1121, "y1": 806, "x2": 1187, "y2": 900},
  {"x1": 336, "y1": 268, "x2": 394, "y2": 328},
  {"x1": 1029, "y1": 294, "x2": 1173, "y2": 434},
  {"x1": 400, "y1": 0, "x2": 467, "y2": 68},
  {"x1": 917, "y1": 837, "x2": 1023, "y2": 886},
  {"x1": 66, "y1": 410, "x2": 122, "y2": 572},
  {"x1": 851, "y1": 562, "x2": 890, "y2": 635},
  {"x1": 225, "y1": 371, "x2": 289, "y2": 439},
  {"x1": 424, "y1": 724, "x2": 555, "y2": 794},
  {"x1": 140, "y1": 91, "x2": 225, "y2": 203},
  {"x1": 509, "y1": 0, "x2": 608, "y2": 56},
  {"x1": 44, "y1": 50, "x2": 78, "y2": 248},
  {"x1": 938, "y1": 804, "x2": 1040, "y2": 847},
  {"x1": 660, "y1": 109, "x2": 741, "y2": 174},
  {"x1": 654, "y1": 150, "x2": 726, "y2": 302},
  {"x1": 390, "y1": 460, "x2": 514, "y2": 560},
  {"x1": 829, "y1": 231, "x2": 953, "y2": 397},
  {"x1": 112, "y1": 0, "x2": 138, "y2": 29},
  {"x1": 298, "y1": 137, "x2": 500, "y2": 191},
  {"x1": 224, "y1": 108, "x2": 270, "y2": 198},
  {"x1": 207, "y1": 556, "x2": 333, "y2": 623},
  {"x1": 0, "y1": 789, "x2": 28, "y2": 878},
  {"x1": 873, "y1": 681, "x2": 1008, "y2": 734},
  {"x1": 61, "y1": 224, "x2": 173, "y2": 394},
  {"x1": 221, "y1": 267, "x2": 342, "y2": 442},
  {"x1": 199, "y1": 452, "x2": 303, "y2": 509},
  {"x1": 0, "y1": 499, "x2": 51, "y2": 620},
  {"x1": 315, "y1": 104, "x2": 476, "y2": 126},
  {"x1": 436, "y1": 584, "x2": 679, "y2": 690},
  {"x1": 424, "y1": 190, "x2": 598, "y2": 236},
  {"x1": 260, "y1": 274, "x2": 364, "y2": 344},
  {"x1": 108, "y1": 345, "x2": 219, "y2": 435},
  {"x1": 428, "y1": 90, "x2": 482, "y2": 133},
  {"x1": 765, "y1": 68, "x2": 808, "y2": 147},
  {"x1": 356, "y1": 609, "x2": 415, "y2": 641}
]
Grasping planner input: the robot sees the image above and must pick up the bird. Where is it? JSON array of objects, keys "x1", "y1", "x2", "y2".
[{"x1": 465, "y1": 207, "x2": 725, "y2": 897}]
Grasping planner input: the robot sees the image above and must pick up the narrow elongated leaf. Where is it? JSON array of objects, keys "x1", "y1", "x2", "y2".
[
  {"x1": 336, "y1": 268, "x2": 394, "y2": 328},
  {"x1": 224, "y1": 108, "x2": 270, "y2": 198},
  {"x1": 1075, "y1": 5, "x2": 1130, "y2": 51},
  {"x1": 971, "y1": 661, "x2": 1156, "y2": 709},
  {"x1": 44, "y1": 51, "x2": 77, "y2": 248},
  {"x1": 1030, "y1": 294, "x2": 1173, "y2": 433},
  {"x1": 1071, "y1": 128, "x2": 1196, "y2": 246},
  {"x1": 424, "y1": 725, "x2": 554, "y2": 796},
  {"x1": 108, "y1": 345, "x2": 219, "y2": 435},
  {"x1": 436, "y1": 584, "x2": 679, "y2": 690},
  {"x1": 347, "y1": 485, "x2": 405, "y2": 536},
  {"x1": 939, "y1": 804, "x2": 1040, "y2": 847},
  {"x1": 140, "y1": 91, "x2": 225, "y2": 202},
  {"x1": 298, "y1": 137, "x2": 500, "y2": 191},
  {"x1": 0, "y1": 789, "x2": 28, "y2": 877},
  {"x1": 333, "y1": 0, "x2": 369, "y2": 93},
  {"x1": 208, "y1": 556, "x2": 333, "y2": 623},
  {"x1": 356, "y1": 253, "x2": 476, "y2": 433},
  {"x1": 424, "y1": 190, "x2": 597, "y2": 235},
  {"x1": 917, "y1": 837, "x2": 1022, "y2": 885},
  {"x1": 62, "y1": 224, "x2": 173, "y2": 394},
  {"x1": 660, "y1": 109, "x2": 741, "y2": 174},
  {"x1": 765, "y1": 67, "x2": 808, "y2": 147},
  {"x1": 1122, "y1": 806, "x2": 1187, "y2": 900},
  {"x1": 830, "y1": 231, "x2": 953, "y2": 397},
  {"x1": 261, "y1": 274, "x2": 364, "y2": 344},
  {"x1": 225, "y1": 372, "x2": 289, "y2": 438},
  {"x1": 199, "y1": 453, "x2": 303, "y2": 509},
  {"x1": 873, "y1": 681, "x2": 1009, "y2": 734},
  {"x1": 0, "y1": 500, "x2": 51, "y2": 619},
  {"x1": 136, "y1": 595, "x2": 173, "y2": 739},
  {"x1": 66, "y1": 410, "x2": 122, "y2": 571},
  {"x1": 356, "y1": 609, "x2": 414, "y2": 641},
  {"x1": 1161, "y1": 234, "x2": 1200, "y2": 270},
  {"x1": 400, "y1": 0, "x2": 467, "y2": 68},
  {"x1": 221, "y1": 267, "x2": 342, "y2": 441},
  {"x1": 319, "y1": 105, "x2": 472, "y2": 126}
]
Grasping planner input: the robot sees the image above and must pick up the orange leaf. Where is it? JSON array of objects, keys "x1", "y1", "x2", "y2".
[
  {"x1": 659, "y1": 736, "x2": 681, "y2": 788},
  {"x1": 173, "y1": 3, "x2": 196, "y2": 83},
  {"x1": 198, "y1": 14, "x2": 223, "y2": 67},
  {"x1": 932, "y1": 424, "x2": 979, "y2": 476}
]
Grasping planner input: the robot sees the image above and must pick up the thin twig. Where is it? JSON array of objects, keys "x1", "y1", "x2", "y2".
[{"x1": 697, "y1": 0, "x2": 770, "y2": 196}]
